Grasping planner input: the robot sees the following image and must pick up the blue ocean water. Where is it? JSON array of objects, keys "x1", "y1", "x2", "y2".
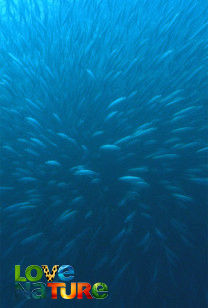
[{"x1": 0, "y1": 0, "x2": 207, "y2": 307}]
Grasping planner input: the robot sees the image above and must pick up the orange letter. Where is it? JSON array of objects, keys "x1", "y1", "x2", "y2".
[
  {"x1": 60, "y1": 282, "x2": 76, "y2": 299},
  {"x1": 77, "y1": 283, "x2": 93, "y2": 299},
  {"x1": 47, "y1": 283, "x2": 65, "y2": 299}
]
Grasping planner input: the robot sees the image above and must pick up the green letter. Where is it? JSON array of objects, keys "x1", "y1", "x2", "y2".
[
  {"x1": 32, "y1": 282, "x2": 46, "y2": 299},
  {"x1": 91, "y1": 282, "x2": 108, "y2": 299},
  {"x1": 15, "y1": 265, "x2": 26, "y2": 282},
  {"x1": 15, "y1": 282, "x2": 31, "y2": 299},
  {"x1": 25, "y1": 265, "x2": 43, "y2": 282}
]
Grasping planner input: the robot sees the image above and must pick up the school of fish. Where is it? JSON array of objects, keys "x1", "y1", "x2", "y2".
[{"x1": 0, "y1": 0, "x2": 207, "y2": 307}]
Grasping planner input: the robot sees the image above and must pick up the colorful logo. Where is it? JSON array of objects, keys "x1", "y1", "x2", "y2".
[{"x1": 15, "y1": 265, "x2": 108, "y2": 300}]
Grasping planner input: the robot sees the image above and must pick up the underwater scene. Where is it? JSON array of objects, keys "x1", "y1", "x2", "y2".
[{"x1": 0, "y1": 0, "x2": 207, "y2": 307}]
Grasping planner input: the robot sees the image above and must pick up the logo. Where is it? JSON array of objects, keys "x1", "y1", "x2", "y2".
[{"x1": 15, "y1": 265, "x2": 108, "y2": 300}]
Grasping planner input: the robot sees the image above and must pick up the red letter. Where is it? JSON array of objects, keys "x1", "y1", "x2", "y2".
[
  {"x1": 77, "y1": 283, "x2": 93, "y2": 299},
  {"x1": 47, "y1": 283, "x2": 65, "y2": 299}
]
